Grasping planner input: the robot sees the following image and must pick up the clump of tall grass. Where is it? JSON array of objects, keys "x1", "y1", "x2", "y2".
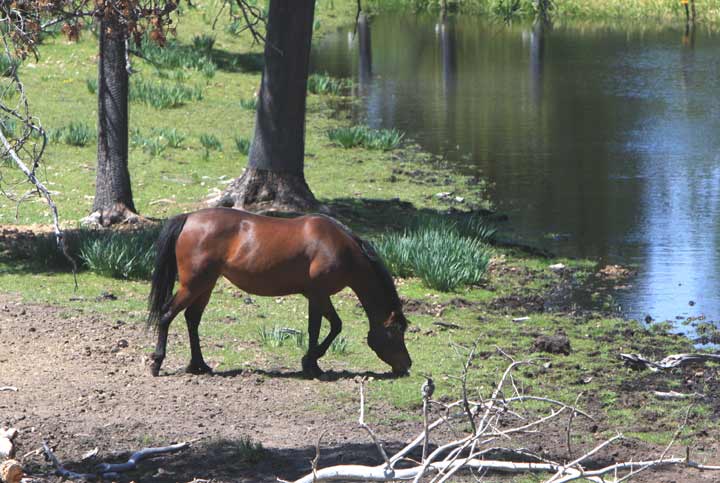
[
  {"x1": 192, "y1": 34, "x2": 216, "y2": 52},
  {"x1": 307, "y1": 73, "x2": 352, "y2": 95},
  {"x1": 234, "y1": 136, "x2": 251, "y2": 155},
  {"x1": 0, "y1": 55, "x2": 19, "y2": 77},
  {"x1": 86, "y1": 78, "x2": 97, "y2": 94},
  {"x1": 50, "y1": 121, "x2": 95, "y2": 147},
  {"x1": 330, "y1": 336, "x2": 349, "y2": 355},
  {"x1": 257, "y1": 326, "x2": 306, "y2": 348},
  {"x1": 130, "y1": 78, "x2": 203, "y2": 109},
  {"x1": 200, "y1": 133, "x2": 223, "y2": 160},
  {"x1": 137, "y1": 37, "x2": 216, "y2": 73},
  {"x1": 142, "y1": 137, "x2": 167, "y2": 157},
  {"x1": 328, "y1": 125, "x2": 405, "y2": 151},
  {"x1": 239, "y1": 98, "x2": 257, "y2": 110},
  {"x1": 20, "y1": 227, "x2": 160, "y2": 279},
  {"x1": 375, "y1": 215, "x2": 494, "y2": 291},
  {"x1": 154, "y1": 127, "x2": 186, "y2": 148},
  {"x1": 78, "y1": 230, "x2": 157, "y2": 279}
]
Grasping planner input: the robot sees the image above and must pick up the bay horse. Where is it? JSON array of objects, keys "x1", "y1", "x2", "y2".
[{"x1": 147, "y1": 207, "x2": 412, "y2": 378}]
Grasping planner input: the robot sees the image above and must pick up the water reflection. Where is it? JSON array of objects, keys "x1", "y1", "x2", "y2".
[{"x1": 311, "y1": 16, "x2": 720, "y2": 328}]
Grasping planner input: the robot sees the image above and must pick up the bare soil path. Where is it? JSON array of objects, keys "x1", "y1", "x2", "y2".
[{"x1": 1, "y1": 293, "x2": 718, "y2": 482}]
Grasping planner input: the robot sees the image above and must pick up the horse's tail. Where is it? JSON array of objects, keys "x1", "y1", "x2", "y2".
[{"x1": 148, "y1": 213, "x2": 188, "y2": 329}]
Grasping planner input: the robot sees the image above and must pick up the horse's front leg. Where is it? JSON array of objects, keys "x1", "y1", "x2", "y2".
[{"x1": 302, "y1": 298, "x2": 343, "y2": 378}]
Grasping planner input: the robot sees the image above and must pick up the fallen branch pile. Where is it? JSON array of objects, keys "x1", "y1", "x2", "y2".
[{"x1": 288, "y1": 349, "x2": 720, "y2": 483}]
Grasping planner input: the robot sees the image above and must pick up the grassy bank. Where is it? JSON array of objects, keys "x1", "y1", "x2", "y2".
[
  {"x1": 366, "y1": 0, "x2": 720, "y2": 25},
  {"x1": 0, "y1": 0, "x2": 718, "y2": 465}
]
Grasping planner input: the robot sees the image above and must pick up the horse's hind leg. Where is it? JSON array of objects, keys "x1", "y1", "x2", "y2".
[
  {"x1": 302, "y1": 297, "x2": 343, "y2": 378},
  {"x1": 150, "y1": 285, "x2": 195, "y2": 376},
  {"x1": 184, "y1": 289, "x2": 213, "y2": 375}
]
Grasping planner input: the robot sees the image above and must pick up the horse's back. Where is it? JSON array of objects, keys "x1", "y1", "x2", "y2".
[{"x1": 175, "y1": 208, "x2": 360, "y2": 296}]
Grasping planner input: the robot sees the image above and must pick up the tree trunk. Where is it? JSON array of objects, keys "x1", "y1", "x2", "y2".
[
  {"x1": 89, "y1": 15, "x2": 137, "y2": 226},
  {"x1": 219, "y1": 0, "x2": 320, "y2": 213}
]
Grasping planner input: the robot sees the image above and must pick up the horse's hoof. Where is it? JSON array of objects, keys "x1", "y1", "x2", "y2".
[
  {"x1": 149, "y1": 354, "x2": 163, "y2": 377},
  {"x1": 186, "y1": 362, "x2": 213, "y2": 375},
  {"x1": 301, "y1": 356, "x2": 324, "y2": 379}
]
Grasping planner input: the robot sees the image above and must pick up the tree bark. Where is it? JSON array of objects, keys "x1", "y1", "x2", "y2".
[
  {"x1": 90, "y1": 15, "x2": 137, "y2": 226},
  {"x1": 219, "y1": 0, "x2": 320, "y2": 213}
]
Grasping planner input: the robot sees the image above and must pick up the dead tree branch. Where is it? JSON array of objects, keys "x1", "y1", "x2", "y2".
[
  {"x1": 288, "y1": 357, "x2": 720, "y2": 483},
  {"x1": 621, "y1": 353, "x2": 720, "y2": 371}
]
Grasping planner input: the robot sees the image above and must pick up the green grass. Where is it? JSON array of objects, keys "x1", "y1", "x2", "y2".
[{"x1": 328, "y1": 125, "x2": 405, "y2": 150}]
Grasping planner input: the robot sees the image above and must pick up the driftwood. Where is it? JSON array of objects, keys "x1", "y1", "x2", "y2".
[
  {"x1": 287, "y1": 351, "x2": 720, "y2": 483},
  {"x1": 42, "y1": 441, "x2": 190, "y2": 480},
  {"x1": 620, "y1": 353, "x2": 720, "y2": 372}
]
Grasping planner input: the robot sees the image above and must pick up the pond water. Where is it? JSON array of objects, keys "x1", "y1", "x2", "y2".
[{"x1": 310, "y1": 14, "x2": 720, "y2": 330}]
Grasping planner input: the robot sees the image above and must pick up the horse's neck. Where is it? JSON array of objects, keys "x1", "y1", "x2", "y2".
[{"x1": 351, "y1": 279, "x2": 395, "y2": 328}]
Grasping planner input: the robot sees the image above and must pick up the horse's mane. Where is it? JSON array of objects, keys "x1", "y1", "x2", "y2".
[{"x1": 315, "y1": 214, "x2": 404, "y2": 318}]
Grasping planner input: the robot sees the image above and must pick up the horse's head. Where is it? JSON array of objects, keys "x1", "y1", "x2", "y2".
[{"x1": 367, "y1": 310, "x2": 412, "y2": 376}]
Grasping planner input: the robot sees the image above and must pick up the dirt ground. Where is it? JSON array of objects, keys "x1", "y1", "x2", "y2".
[{"x1": 1, "y1": 293, "x2": 718, "y2": 483}]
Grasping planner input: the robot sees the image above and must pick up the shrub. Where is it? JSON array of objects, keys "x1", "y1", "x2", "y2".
[
  {"x1": 328, "y1": 125, "x2": 404, "y2": 151},
  {"x1": 307, "y1": 73, "x2": 352, "y2": 95},
  {"x1": 375, "y1": 216, "x2": 494, "y2": 291},
  {"x1": 234, "y1": 136, "x2": 251, "y2": 155}
]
